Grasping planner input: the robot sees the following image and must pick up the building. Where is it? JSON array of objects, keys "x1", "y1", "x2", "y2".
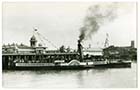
[
  {"x1": 83, "y1": 48, "x2": 103, "y2": 56},
  {"x1": 82, "y1": 47, "x2": 103, "y2": 61},
  {"x1": 103, "y1": 44, "x2": 137, "y2": 60},
  {"x1": 2, "y1": 35, "x2": 47, "y2": 54}
]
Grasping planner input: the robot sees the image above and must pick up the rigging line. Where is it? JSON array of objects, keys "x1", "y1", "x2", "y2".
[
  {"x1": 36, "y1": 33, "x2": 46, "y2": 46},
  {"x1": 37, "y1": 32, "x2": 58, "y2": 49}
]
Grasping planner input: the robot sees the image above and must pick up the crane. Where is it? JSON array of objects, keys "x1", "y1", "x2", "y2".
[{"x1": 104, "y1": 33, "x2": 109, "y2": 48}]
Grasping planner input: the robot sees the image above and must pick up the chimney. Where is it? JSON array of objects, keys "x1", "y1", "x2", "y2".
[
  {"x1": 131, "y1": 40, "x2": 134, "y2": 48},
  {"x1": 77, "y1": 40, "x2": 83, "y2": 62}
]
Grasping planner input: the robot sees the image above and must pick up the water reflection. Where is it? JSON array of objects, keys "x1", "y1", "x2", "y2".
[{"x1": 2, "y1": 63, "x2": 137, "y2": 88}]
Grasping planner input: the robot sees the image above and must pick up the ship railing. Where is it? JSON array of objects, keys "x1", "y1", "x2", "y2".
[
  {"x1": 15, "y1": 63, "x2": 55, "y2": 67},
  {"x1": 93, "y1": 61, "x2": 107, "y2": 65}
]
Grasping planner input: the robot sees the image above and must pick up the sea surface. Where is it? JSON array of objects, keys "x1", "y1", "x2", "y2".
[{"x1": 2, "y1": 62, "x2": 137, "y2": 88}]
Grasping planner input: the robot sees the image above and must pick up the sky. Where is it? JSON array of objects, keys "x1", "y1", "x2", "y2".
[{"x1": 2, "y1": 2, "x2": 137, "y2": 49}]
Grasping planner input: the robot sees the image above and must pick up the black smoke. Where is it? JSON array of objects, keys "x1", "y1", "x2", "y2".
[{"x1": 79, "y1": 3, "x2": 118, "y2": 42}]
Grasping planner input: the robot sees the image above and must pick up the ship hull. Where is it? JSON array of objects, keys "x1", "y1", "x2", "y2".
[
  {"x1": 94, "y1": 62, "x2": 131, "y2": 68},
  {"x1": 9, "y1": 65, "x2": 94, "y2": 70}
]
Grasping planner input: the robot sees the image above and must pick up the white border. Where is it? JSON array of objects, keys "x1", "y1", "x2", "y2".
[{"x1": 0, "y1": 0, "x2": 139, "y2": 90}]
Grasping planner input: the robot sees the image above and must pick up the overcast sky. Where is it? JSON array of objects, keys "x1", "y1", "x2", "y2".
[{"x1": 2, "y1": 2, "x2": 136, "y2": 49}]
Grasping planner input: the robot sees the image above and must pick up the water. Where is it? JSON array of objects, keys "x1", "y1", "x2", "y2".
[{"x1": 2, "y1": 63, "x2": 137, "y2": 88}]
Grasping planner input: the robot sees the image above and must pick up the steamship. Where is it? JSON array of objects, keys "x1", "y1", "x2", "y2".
[{"x1": 2, "y1": 30, "x2": 131, "y2": 70}]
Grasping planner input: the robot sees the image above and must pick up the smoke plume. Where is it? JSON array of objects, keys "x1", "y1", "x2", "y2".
[{"x1": 79, "y1": 3, "x2": 119, "y2": 42}]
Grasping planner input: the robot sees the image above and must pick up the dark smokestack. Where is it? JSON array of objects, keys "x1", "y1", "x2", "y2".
[{"x1": 77, "y1": 40, "x2": 83, "y2": 62}]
